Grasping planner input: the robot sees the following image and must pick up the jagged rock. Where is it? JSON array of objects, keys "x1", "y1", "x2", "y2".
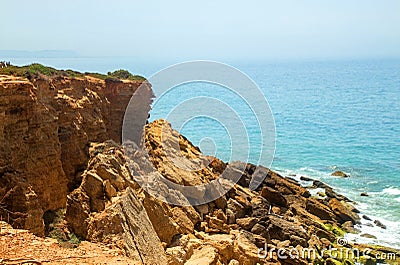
[
  {"x1": 231, "y1": 230, "x2": 264, "y2": 265},
  {"x1": 0, "y1": 74, "x2": 147, "y2": 234},
  {"x1": 342, "y1": 220, "x2": 360, "y2": 233},
  {"x1": 260, "y1": 186, "x2": 288, "y2": 207},
  {"x1": 267, "y1": 215, "x2": 308, "y2": 242},
  {"x1": 227, "y1": 198, "x2": 247, "y2": 220},
  {"x1": 236, "y1": 217, "x2": 258, "y2": 230},
  {"x1": 142, "y1": 195, "x2": 180, "y2": 245},
  {"x1": 202, "y1": 234, "x2": 235, "y2": 263},
  {"x1": 66, "y1": 143, "x2": 168, "y2": 264},
  {"x1": 363, "y1": 215, "x2": 372, "y2": 221},
  {"x1": 373, "y1": 220, "x2": 387, "y2": 229},
  {"x1": 308, "y1": 225, "x2": 336, "y2": 242},
  {"x1": 65, "y1": 187, "x2": 91, "y2": 238},
  {"x1": 306, "y1": 198, "x2": 335, "y2": 221},
  {"x1": 300, "y1": 176, "x2": 314, "y2": 182},
  {"x1": 250, "y1": 223, "x2": 269, "y2": 238},
  {"x1": 184, "y1": 245, "x2": 220, "y2": 265},
  {"x1": 103, "y1": 179, "x2": 117, "y2": 199},
  {"x1": 313, "y1": 180, "x2": 330, "y2": 189},
  {"x1": 214, "y1": 195, "x2": 227, "y2": 209},
  {"x1": 325, "y1": 187, "x2": 351, "y2": 202},
  {"x1": 328, "y1": 198, "x2": 360, "y2": 224},
  {"x1": 308, "y1": 234, "x2": 322, "y2": 249},
  {"x1": 113, "y1": 188, "x2": 167, "y2": 264}
]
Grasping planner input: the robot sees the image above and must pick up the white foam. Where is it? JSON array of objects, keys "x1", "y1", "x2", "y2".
[
  {"x1": 382, "y1": 187, "x2": 400, "y2": 196},
  {"x1": 273, "y1": 167, "x2": 400, "y2": 249}
]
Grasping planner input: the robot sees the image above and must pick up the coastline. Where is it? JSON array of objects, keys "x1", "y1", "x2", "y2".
[
  {"x1": 0, "y1": 65, "x2": 398, "y2": 264},
  {"x1": 274, "y1": 168, "x2": 400, "y2": 250}
]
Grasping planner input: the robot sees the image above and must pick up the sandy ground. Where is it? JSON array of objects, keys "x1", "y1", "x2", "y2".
[{"x1": 0, "y1": 222, "x2": 138, "y2": 265}]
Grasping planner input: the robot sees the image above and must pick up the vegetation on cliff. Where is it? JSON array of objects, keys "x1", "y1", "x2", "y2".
[{"x1": 0, "y1": 63, "x2": 145, "y2": 81}]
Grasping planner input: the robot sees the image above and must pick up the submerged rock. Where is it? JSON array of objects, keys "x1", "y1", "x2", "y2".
[
  {"x1": 331, "y1": 170, "x2": 350, "y2": 178},
  {"x1": 373, "y1": 220, "x2": 387, "y2": 229}
]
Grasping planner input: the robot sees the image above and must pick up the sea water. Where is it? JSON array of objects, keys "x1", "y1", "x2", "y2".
[{"x1": 6, "y1": 57, "x2": 400, "y2": 248}]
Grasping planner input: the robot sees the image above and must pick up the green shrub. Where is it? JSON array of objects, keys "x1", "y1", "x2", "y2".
[
  {"x1": 0, "y1": 63, "x2": 146, "y2": 82},
  {"x1": 107, "y1": 69, "x2": 146, "y2": 81}
]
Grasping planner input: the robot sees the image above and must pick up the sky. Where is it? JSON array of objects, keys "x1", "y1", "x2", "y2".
[{"x1": 2, "y1": 0, "x2": 400, "y2": 61}]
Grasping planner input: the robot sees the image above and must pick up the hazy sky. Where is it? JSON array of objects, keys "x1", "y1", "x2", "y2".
[{"x1": 3, "y1": 0, "x2": 400, "y2": 61}]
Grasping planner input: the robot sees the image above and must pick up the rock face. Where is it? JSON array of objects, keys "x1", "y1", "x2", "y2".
[
  {"x1": 0, "y1": 74, "x2": 150, "y2": 235},
  {"x1": 65, "y1": 141, "x2": 168, "y2": 264}
]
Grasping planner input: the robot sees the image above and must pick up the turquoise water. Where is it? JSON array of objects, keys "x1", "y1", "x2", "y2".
[
  {"x1": 6, "y1": 57, "x2": 400, "y2": 248},
  {"x1": 150, "y1": 59, "x2": 400, "y2": 248}
]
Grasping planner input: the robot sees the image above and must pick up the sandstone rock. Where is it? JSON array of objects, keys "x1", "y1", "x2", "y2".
[
  {"x1": 184, "y1": 245, "x2": 219, "y2": 265},
  {"x1": 0, "y1": 74, "x2": 146, "y2": 234},
  {"x1": 328, "y1": 198, "x2": 360, "y2": 224},
  {"x1": 103, "y1": 179, "x2": 117, "y2": 199},
  {"x1": 232, "y1": 230, "x2": 264, "y2": 265},
  {"x1": 227, "y1": 198, "x2": 247, "y2": 220},
  {"x1": 250, "y1": 223, "x2": 269, "y2": 238},
  {"x1": 202, "y1": 234, "x2": 235, "y2": 262},
  {"x1": 236, "y1": 217, "x2": 258, "y2": 230},
  {"x1": 342, "y1": 220, "x2": 360, "y2": 233},
  {"x1": 65, "y1": 188, "x2": 91, "y2": 238},
  {"x1": 260, "y1": 186, "x2": 288, "y2": 207},
  {"x1": 115, "y1": 189, "x2": 168, "y2": 264},
  {"x1": 142, "y1": 195, "x2": 180, "y2": 244},
  {"x1": 267, "y1": 215, "x2": 308, "y2": 243},
  {"x1": 306, "y1": 198, "x2": 335, "y2": 221}
]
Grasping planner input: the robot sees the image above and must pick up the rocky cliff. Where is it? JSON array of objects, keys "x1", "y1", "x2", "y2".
[
  {"x1": 0, "y1": 69, "x2": 398, "y2": 265},
  {"x1": 0, "y1": 73, "x2": 150, "y2": 236}
]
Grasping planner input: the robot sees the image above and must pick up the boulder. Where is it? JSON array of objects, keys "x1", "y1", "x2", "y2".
[
  {"x1": 362, "y1": 215, "x2": 372, "y2": 221},
  {"x1": 184, "y1": 245, "x2": 220, "y2": 265},
  {"x1": 373, "y1": 220, "x2": 387, "y2": 229},
  {"x1": 342, "y1": 220, "x2": 360, "y2": 233},
  {"x1": 260, "y1": 186, "x2": 288, "y2": 208},
  {"x1": 331, "y1": 171, "x2": 350, "y2": 178},
  {"x1": 236, "y1": 217, "x2": 258, "y2": 231},
  {"x1": 267, "y1": 215, "x2": 308, "y2": 242},
  {"x1": 305, "y1": 198, "x2": 335, "y2": 221}
]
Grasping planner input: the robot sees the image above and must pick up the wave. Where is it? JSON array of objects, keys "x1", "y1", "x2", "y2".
[
  {"x1": 273, "y1": 166, "x2": 400, "y2": 249},
  {"x1": 382, "y1": 187, "x2": 400, "y2": 196}
]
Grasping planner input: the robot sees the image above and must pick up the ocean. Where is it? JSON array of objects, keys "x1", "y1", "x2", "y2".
[{"x1": 5, "y1": 57, "x2": 400, "y2": 248}]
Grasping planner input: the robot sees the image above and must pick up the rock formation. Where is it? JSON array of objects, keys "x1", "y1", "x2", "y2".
[
  {"x1": 0, "y1": 73, "x2": 151, "y2": 235},
  {"x1": 0, "y1": 70, "x2": 398, "y2": 265}
]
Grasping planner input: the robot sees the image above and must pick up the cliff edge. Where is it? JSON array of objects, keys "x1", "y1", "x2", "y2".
[{"x1": 0, "y1": 69, "x2": 151, "y2": 236}]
